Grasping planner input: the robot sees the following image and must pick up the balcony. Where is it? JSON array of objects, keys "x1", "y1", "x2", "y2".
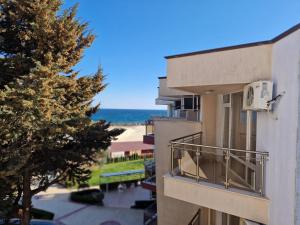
[
  {"x1": 153, "y1": 109, "x2": 200, "y2": 122},
  {"x1": 171, "y1": 132, "x2": 268, "y2": 195},
  {"x1": 144, "y1": 120, "x2": 155, "y2": 145},
  {"x1": 188, "y1": 209, "x2": 201, "y2": 225},
  {"x1": 144, "y1": 202, "x2": 157, "y2": 225},
  {"x1": 164, "y1": 132, "x2": 270, "y2": 224},
  {"x1": 158, "y1": 77, "x2": 192, "y2": 98}
]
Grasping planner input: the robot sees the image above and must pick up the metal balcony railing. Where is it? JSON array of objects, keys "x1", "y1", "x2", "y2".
[
  {"x1": 170, "y1": 132, "x2": 269, "y2": 196},
  {"x1": 144, "y1": 203, "x2": 157, "y2": 225},
  {"x1": 188, "y1": 209, "x2": 201, "y2": 225}
]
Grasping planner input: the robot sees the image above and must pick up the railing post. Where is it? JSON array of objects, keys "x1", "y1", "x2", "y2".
[
  {"x1": 225, "y1": 149, "x2": 230, "y2": 189},
  {"x1": 260, "y1": 154, "x2": 266, "y2": 196},
  {"x1": 171, "y1": 144, "x2": 174, "y2": 176},
  {"x1": 196, "y1": 147, "x2": 200, "y2": 182},
  {"x1": 198, "y1": 209, "x2": 201, "y2": 225},
  {"x1": 180, "y1": 138, "x2": 184, "y2": 175}
]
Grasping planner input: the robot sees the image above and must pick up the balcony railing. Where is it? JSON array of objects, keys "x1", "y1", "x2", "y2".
[
  {"x1": 188, "y1": 209, "x2": 201, "y2": 225},
  {"x1": 144, "y1": 203, "x2": 157, "y2": 225},
  {"x1": 170, "y1": 132, "x2": 269, "y2": 196},
  {"x1": 172, "y1": 109, "x2": 200, "y2": 122}
]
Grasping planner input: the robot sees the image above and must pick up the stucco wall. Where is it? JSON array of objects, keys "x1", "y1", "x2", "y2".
[
  {"x1": 164, "y1": 175, "x2": 270, "y2": 224},
  {"x1": 159, "y1": 78, "x2": 192, "y2": 97},
  {"x1": 110, "y1": 151, "x2": 125, "y2": 158},
  {"x1": 256, "y1": 29, "x2": 300, "y2": 225},
  {"x1": 201, "y1": 95, "x2": 217, "y2": 146},
  {"x1": 154, "y1": 119, "x2": 202, "y2": 225},
  {"x1": 167, "y1": 44, "x2": 272, "y2": 88}
]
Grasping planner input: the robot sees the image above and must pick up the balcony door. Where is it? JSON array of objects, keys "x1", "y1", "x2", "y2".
[
  {"x1": 221, "y1": 92, "x2": 257, "y2": 191},
  {"x1": 223, "y1": 92, "x2": 247, "y2": 149}
]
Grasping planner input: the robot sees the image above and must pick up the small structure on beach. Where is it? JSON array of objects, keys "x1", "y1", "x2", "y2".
[{"x1": 108, "y1": 141, "x2": 154, "y2": 159}]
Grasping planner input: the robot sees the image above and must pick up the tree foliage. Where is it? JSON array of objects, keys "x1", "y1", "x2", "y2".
[{"x1": 0, "y1": 1, "x2": 123, "y2": 224}]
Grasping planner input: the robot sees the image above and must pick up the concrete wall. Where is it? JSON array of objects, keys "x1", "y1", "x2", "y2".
[
  {"x1": 201, "y1": 95, "x2": 217, "y2": 146},
  {"x1": 164, "y1": 174, "x2": 270, "y2": 224},
  {"x1": 167, "y1": 44, "x2": 272, "y2": 89},
  {"x1": 154, "y1": 118, "x2": 202, "y2": 225},
  {"x1": 256, "y1": 29, "x2": 300, "y2": 225}
]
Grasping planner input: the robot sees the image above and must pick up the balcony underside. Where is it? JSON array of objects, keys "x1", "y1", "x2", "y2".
[
  {"x1": 171, "y1": 83, "x2": 245, "y2": 95},
  {"x1": 159, "y1": 77, "x2": 192, "y2": 97},
  {"x1": 164, "y1": 174, "x2": 269, "y2": 224}
]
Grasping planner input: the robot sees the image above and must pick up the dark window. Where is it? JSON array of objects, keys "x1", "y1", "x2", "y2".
[
  {"x1": 183, "y1": 97, "x2": 193, "y2": 109},
  {"x1": 183, "y1": 96, "x2": 200, "y2": 110},
  {"x1": 175, "y1": 100, "x2": 181, "y2": 110}
]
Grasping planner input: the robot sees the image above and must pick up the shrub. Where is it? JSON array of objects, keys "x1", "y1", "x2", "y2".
[
  {"x1": 78, "y1": 183, "x2": 90, "y2": 189},
  {"x1": 70, "y1": 189, "x2": 104, "y2": 205},
  {"x1": 130, "y1": 200, "x2": 155, "y2": 209},
  {"x1": 30, "y1": 208, "x2": 55, "y2": 220},
  {"x1": 11, "y1": 206, "x2": 54, "y2": 220}
]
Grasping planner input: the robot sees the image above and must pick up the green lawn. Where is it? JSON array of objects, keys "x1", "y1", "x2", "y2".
[{"x1": 88, "y1": 159, "x2": 145, "y2": 186}]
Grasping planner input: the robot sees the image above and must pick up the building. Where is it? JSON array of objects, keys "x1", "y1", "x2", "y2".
[
  {"x1": 143, "y1": 120, "x2": 155, "y2": 145},
  {"x1": 108, "y1": 141, "x2": 154, "y2": 158},
  {"x1": 153, "y1": 23, "x2": 300, "y2": 225}
]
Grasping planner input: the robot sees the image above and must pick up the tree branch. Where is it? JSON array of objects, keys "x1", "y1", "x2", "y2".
[{"x1": 30, "y1": 172, "x2": 69, "y2": 196}]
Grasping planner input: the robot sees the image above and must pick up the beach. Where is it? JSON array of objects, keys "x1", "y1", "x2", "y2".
[{"x1": 110, "y1": 125, "x2": 145, "y2": 142}]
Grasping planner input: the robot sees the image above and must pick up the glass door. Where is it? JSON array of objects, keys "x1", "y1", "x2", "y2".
[
  {"x1": 222, "y1": 213, "x2": 240, "y2": 225},
  {"x1": 222, "y1": 92, "x2": 257, "y2": 190}
]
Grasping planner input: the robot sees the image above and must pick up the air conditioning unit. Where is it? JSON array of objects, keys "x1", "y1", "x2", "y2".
[{"x1": 243, "y1": 81, "x2": 273, "y2": 111}]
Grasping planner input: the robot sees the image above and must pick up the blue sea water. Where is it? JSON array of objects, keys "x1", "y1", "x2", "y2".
[{"x1": 91, "y1": 108, "x2": 167, "y2": 125}]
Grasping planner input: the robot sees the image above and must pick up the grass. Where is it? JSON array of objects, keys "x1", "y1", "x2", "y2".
[{"x1": 88, "y1": 159, "x2": 145, "y2": 186}]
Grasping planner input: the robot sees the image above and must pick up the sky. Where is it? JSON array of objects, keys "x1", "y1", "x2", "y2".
[{"x1": 63, "y1": 0, "x2": 300, "y2": 110}]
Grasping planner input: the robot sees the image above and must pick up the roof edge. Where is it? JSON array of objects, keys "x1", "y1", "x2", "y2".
[
  {"x1": 165, "y1": 22, "x2": 300, "y2": 59},
  {"x1": 271, "y1": 23, "x2": 300, "y2": 42}
]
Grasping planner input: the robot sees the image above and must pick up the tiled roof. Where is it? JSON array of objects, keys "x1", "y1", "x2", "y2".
[{"x1": 108, "y1": 141, "x2": 154, "y2": 153}]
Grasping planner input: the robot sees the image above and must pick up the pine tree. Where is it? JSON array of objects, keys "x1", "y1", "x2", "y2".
[{"x1": 0, "y1": 1, "x2": 123, "y2": 224}]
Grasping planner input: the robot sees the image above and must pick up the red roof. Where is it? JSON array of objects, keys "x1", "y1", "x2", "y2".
[{"x1": 108, "y1": 141, "x2": 154, "y2": 153}]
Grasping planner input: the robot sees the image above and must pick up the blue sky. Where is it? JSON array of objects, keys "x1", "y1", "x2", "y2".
[{"x1": 63, "y1": 0, "x2": 300, "y2": 110}]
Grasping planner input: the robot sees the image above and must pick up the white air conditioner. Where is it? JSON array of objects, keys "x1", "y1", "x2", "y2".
[{"x1": 243, "y1": 81, "x2": 273, "y2": 111}]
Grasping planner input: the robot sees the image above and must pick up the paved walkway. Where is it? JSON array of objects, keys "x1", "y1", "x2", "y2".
[{"x1": 32, "y1": 185, "x2": 150, "y2": 225}]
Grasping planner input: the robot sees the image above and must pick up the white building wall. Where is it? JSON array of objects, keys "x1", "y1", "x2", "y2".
[
  {"x1": 110, "y1": 151, "x2": 125, "y2": 158},
  {"x1": 256, "y1": 29, "x2": 300, "y2": 225},
  {"x1": 167, "y1": 44, "x2": 272, "y2": 88},
  {"x1": 154, "y1": 119, "x2": 202, "y2": 225}
]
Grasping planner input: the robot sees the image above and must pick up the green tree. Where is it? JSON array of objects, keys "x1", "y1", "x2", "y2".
[{"x1": 0, "y1": 1, "x2": 123, "y2": 224}]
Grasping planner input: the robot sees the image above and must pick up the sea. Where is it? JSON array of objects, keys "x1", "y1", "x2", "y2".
[{"x1": 91, "y1": 108, "x2": 167, "y2": 125}]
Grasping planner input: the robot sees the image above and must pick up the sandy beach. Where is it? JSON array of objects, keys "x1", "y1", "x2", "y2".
[{"x1": 111, "y1": 125, "x2": 145, "y2": 142}]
